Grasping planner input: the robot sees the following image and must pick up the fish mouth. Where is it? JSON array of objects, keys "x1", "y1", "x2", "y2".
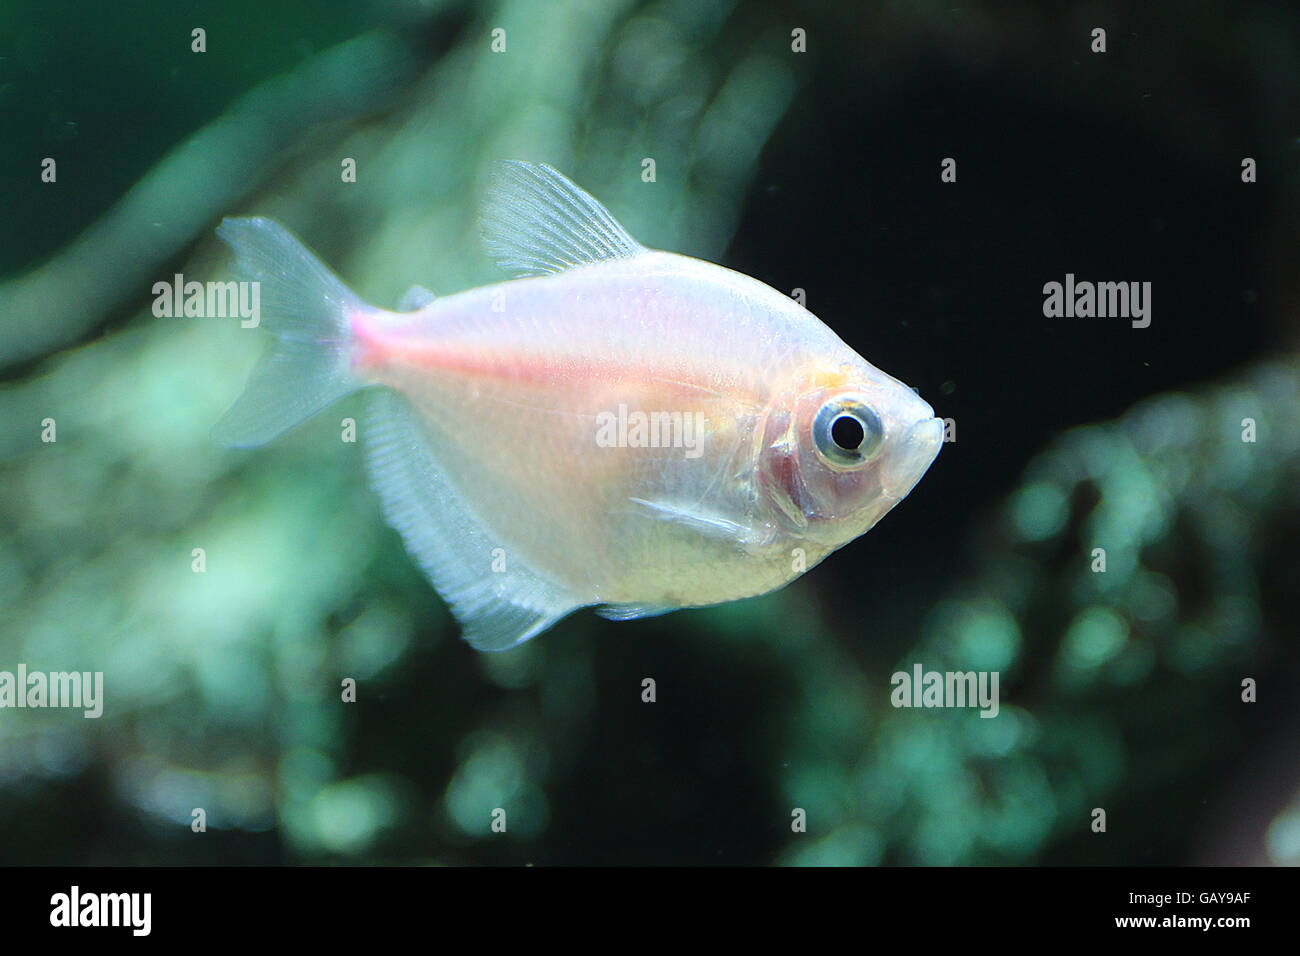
[{"x1": 882, "y1": 416, "x2": 944, "y2": 500}]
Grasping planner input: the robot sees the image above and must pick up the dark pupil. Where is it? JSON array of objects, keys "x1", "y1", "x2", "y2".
[{"x1": 830, "y1": 414, "x2": 865, "y2": 451}]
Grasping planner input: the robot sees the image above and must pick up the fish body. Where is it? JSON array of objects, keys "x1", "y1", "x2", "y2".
[{"x1": 216, "y1": 163, "x2": 944, "y2": 650}]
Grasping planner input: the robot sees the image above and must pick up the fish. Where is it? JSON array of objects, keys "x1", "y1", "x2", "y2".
[{"x1": 214, "y1": 161, "x2": 944, "y2": 651}]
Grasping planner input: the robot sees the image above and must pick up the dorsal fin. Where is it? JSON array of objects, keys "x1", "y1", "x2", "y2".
[{"x1": 480, "y1": 161, "x2": 645, "y2": 276}]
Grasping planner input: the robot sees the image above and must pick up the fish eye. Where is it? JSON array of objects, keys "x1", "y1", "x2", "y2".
[{"x1": 813, "y1": 399, "x2": 884, "y2": 468}]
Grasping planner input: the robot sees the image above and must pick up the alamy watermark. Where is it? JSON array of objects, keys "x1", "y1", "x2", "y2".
[
  {"x1": 152, "y1": 273, "x2": 261, "y2": 327},
  {"x1": 0, "y1": 665, "x2": 103, "y2": 718},
  {"x1": 595, "y1": 404, "x2": 706, "y2": 459},
  {"x1": 890, "y1": 664, "x2": 999, "y2": 718},
  {"x1": 1042, "y1": 273, "x2": 1151, "y2": 328},
  {"x1": 50, "y1": 886, "x2": 150, "y2": 936}
]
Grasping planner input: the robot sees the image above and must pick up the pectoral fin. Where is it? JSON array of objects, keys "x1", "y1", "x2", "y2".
[{"x1": 628, "y1": 497, "x2": 766, "y2": 550}]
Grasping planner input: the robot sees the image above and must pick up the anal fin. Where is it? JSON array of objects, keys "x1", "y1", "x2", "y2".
[{"x1": 363, "y1": 389, "x2": 585, "y2": 651}]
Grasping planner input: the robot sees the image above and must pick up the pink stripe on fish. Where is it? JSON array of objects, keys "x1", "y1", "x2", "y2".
[{"x1": 350, "y1": 307, "x2": 715, "y2": 395}]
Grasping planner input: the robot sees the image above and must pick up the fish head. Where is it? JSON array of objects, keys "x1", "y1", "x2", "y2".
[{"x1": 757, "y1": 359, "x2": 944, "y2": 548}]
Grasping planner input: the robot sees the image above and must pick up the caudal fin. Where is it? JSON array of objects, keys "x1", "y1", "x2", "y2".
[{"x1": 213, "y1": 217, "x2": 366, "y2": 447}]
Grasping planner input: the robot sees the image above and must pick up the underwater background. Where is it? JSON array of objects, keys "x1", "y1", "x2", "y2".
[{"x1": 1, "y1": 0, "x2": 1297, "y2": 865}]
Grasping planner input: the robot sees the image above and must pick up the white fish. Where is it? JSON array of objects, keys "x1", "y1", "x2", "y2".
[{"x1": 216, "y1": 162, "x2": 944, "y2": 651}]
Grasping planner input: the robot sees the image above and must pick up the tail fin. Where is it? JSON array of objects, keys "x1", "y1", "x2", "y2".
[{"x1": 212, "y1": 217, "x2": 366, "y2": 447}]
